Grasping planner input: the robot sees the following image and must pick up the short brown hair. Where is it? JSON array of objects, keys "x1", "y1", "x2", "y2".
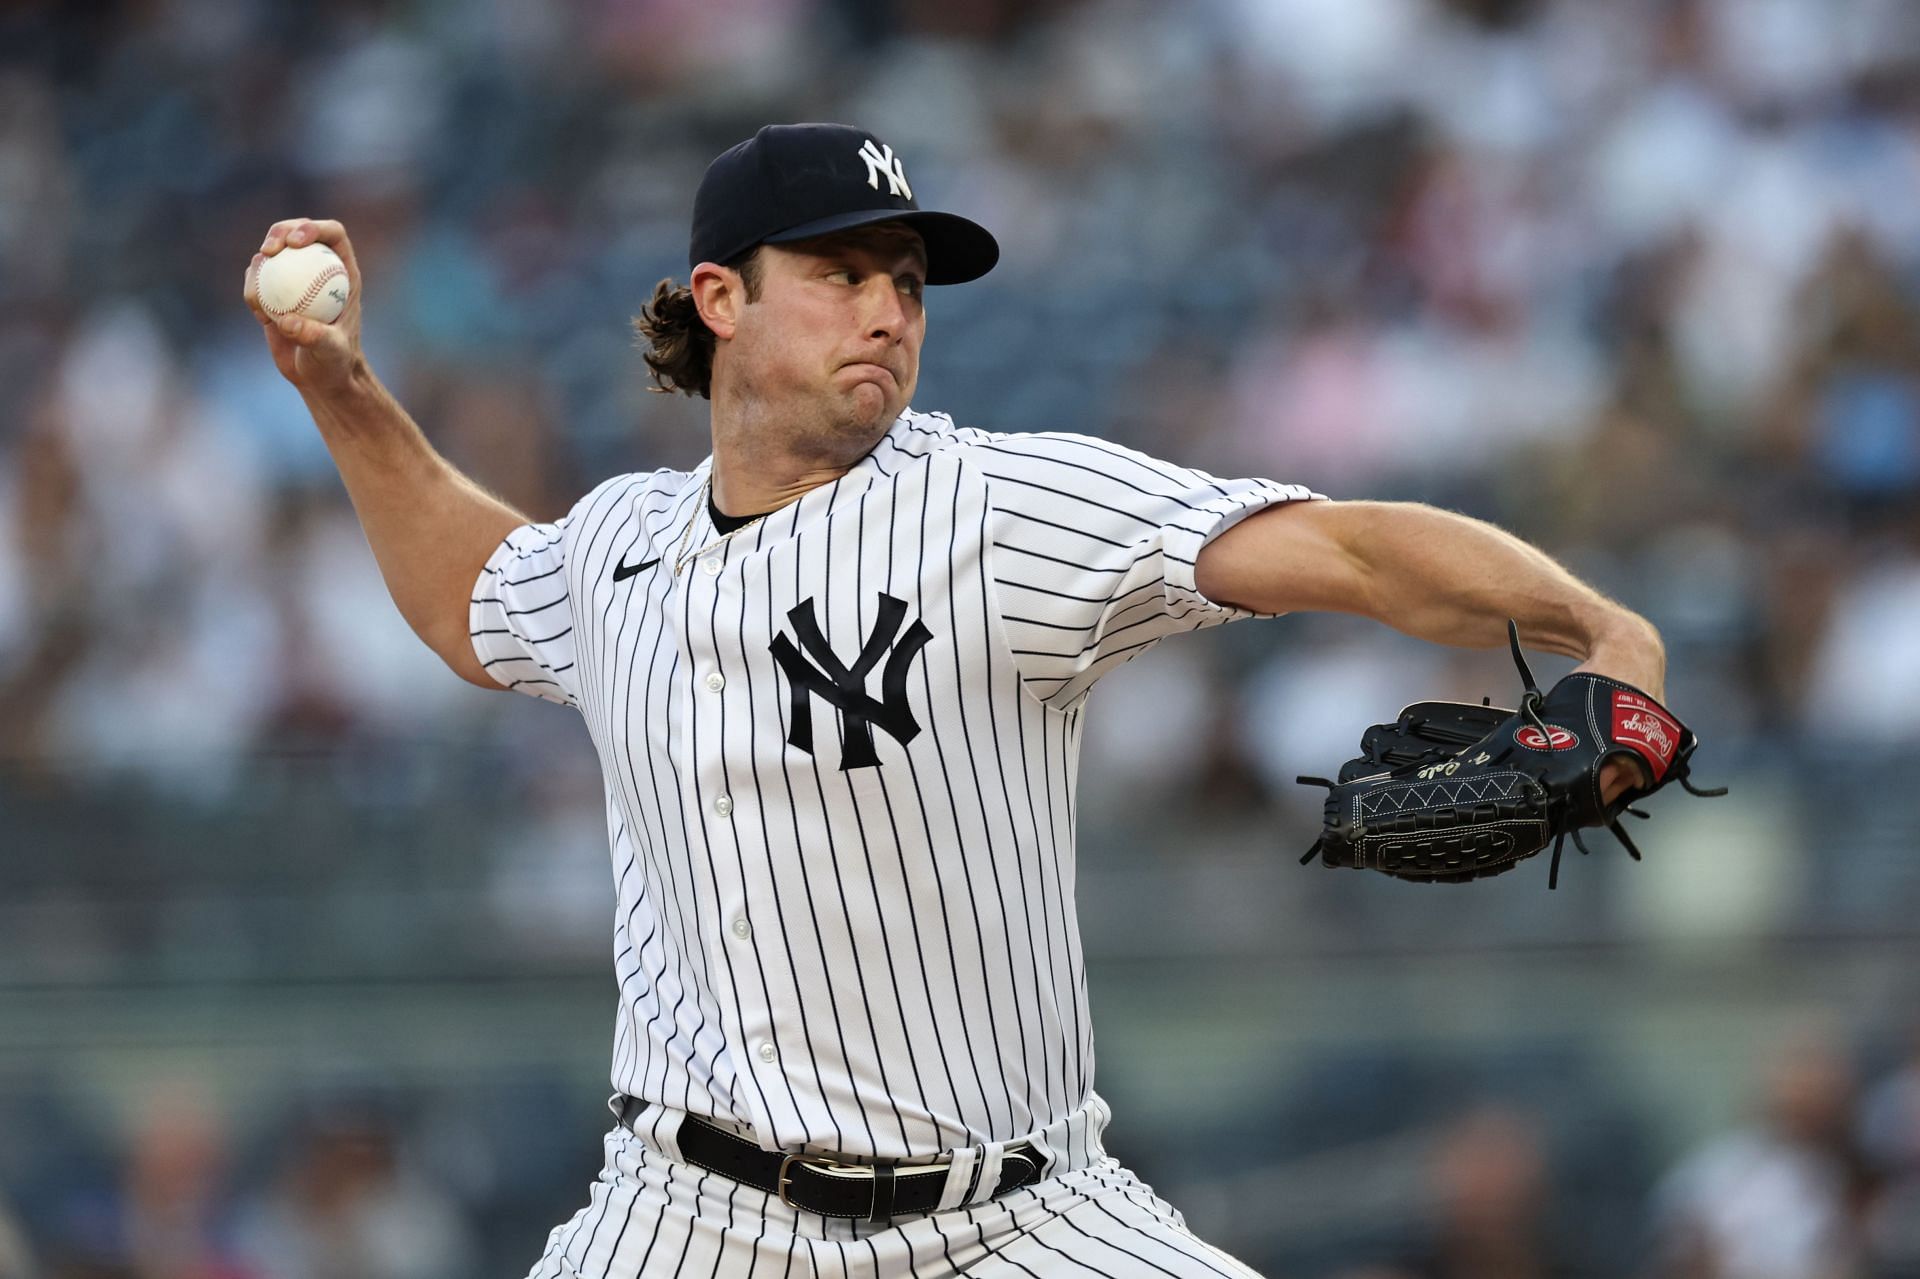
[{"x1": 633, "y1": 250, "x2": 764, "y2": 400}]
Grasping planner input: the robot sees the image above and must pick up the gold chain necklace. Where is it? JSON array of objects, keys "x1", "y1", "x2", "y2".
[{"x1": 673, "y1": 478, "x2": 772, "y2": 577}]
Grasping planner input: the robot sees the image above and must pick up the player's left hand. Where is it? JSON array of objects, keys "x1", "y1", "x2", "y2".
[
  {"x1": 1297, "y1": 621, "x2": 1725, "y2": 887},
  {"x1": 1599, "y1": 756, "x2": 1649, "y2": 805},
  {"x1": 1572, "y1": 617, "x2": 1665, "y2": 805}
]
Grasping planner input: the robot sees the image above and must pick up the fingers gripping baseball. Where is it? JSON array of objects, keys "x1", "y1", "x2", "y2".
[{"x1": 243, "y1": 217, "x2": 363, "y2": 390}]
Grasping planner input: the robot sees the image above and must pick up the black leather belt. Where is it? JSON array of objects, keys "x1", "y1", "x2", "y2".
[{"x1": 670, "y1": 1113, "x2": 1042, "y2": 1222}]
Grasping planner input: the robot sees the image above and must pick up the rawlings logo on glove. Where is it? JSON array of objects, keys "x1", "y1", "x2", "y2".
[{"x1": 1297, "y1": 622, "x2": 1725, "y2": 887}]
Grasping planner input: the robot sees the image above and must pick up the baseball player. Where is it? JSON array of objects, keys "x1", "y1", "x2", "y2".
[{"x1": 244, "y1": 124, "x2": 1662, "y2": 1276}]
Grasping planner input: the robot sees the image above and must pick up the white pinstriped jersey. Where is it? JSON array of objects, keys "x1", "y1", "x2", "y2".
[{"x1": 470, "y1": 410, "x2": 1315, "y2": 1162}]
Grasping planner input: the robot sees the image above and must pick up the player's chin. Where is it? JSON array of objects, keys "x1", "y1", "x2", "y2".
[{"x1": 837, "y1": 379, "x2": 905, "y2": 432}]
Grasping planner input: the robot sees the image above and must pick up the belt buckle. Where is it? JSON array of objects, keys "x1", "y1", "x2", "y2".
[{"x1": 775, "y1": 1152, "x2": 870, "y2": 1211}]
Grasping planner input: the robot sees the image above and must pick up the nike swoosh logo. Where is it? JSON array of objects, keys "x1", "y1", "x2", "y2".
[{"x1": 612, "y1": 556, "x2": 661, "y2": 582}]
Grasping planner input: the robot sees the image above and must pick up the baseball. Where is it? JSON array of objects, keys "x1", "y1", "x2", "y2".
[{"x1": 252, "y1": 241, "x2": 350, "y2": 323}]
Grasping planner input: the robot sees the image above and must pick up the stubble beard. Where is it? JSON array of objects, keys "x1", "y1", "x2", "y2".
[
  {"x1": 791, "y1": 380, "x2": 899, "y2": 466},
  {"x1": 721, "y1": 360, "x2": 904, "y2": 473}
]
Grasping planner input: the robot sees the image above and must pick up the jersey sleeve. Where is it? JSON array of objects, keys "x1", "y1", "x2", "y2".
[
  {"x1": 970, "y1": 431, "x2": 1320, "y2": 706},
  {"x1": 469, "y1": 518, "x2": 582, "y2": 708}
]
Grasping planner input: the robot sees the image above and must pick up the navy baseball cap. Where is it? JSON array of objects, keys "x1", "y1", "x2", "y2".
[{"x1": 689, "y1": 123, "x2": 999, "y2": 285}]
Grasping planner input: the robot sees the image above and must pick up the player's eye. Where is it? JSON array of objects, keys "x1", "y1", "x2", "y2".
[
  {"x1": 898, "y1": 276, "x2": 925, "y2": 299},
  {"x1": 825, "y1": 268, "x2": 856, "y2": 285}
]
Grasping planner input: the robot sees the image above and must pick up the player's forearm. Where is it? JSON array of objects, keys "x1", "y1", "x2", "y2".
[
  {"x1": 302, "y1": 363, "x2": 526, "y2": 684},
  {"x1": 1198, "y1": 500, "x2": 1665, "y2": 696},
  {"x1": 1345, "y1": 502, "x2": 1657, "y2": 678}
]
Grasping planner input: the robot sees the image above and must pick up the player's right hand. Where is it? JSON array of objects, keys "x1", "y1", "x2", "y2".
[{"x1": 242, "y1": 218, "x2": 365, "y2": 396}]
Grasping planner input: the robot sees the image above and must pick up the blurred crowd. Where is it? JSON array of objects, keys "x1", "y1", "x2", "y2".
[
  {"x1": 1319, "y1": 1026, "x2": 1920, "y2": 1279},
  {"x1": 6, "y1": 0, "x2": 1920, "y2": 1273},
  {"x1": 4, "y1": 0, "x2": 1920, "y2": 795}
]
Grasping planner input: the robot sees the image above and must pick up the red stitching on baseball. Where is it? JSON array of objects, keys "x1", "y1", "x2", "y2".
[
  {"x1": 293, "y1": 264, "x2": 347, "y2": 317},
  {"x1": 262, "y1": 260, "x2": 348, "y2": 319}
]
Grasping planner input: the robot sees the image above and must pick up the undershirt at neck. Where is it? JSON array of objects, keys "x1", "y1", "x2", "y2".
[{"x1": 709, "y1": 495, "x2": 774, "y2": 536}]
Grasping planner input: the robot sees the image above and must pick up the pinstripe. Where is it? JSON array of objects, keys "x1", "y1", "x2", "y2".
[
  {"x1": 660, "y1": 1170, "x2": 705, "y2": 1277},
  {"x1": 666, "y1": 568, "x2": 730, "y2": 1109},
  {"x1": 976, "y1": 496, "x2": 1059, "y2": 1126},
  {"x1": 596, "y1": 485, "x2": 696, "y2": 1093},
  {"x1": 633, "y1": 572, "x2": 702, "y2": 1106},
  {"x1": 907, "y1": 458, "x2": 1001, "y2": 1135},
  {"x1": 1005, "y1": 1224, "x2": 1122, "y2": 1279},
  {"x1": 1076, "y1": 1198, "x2": 1243, "y2": 1279},
  {"x1": 693, "y1": 529, "x2": 782, "y2": 1128},
  {"x1": 967, "y1": 470, "x2": 1163, "y2": 530},
  {"x1": 925, "y1": 459, "x2": 1020, "y2": 1135},
  {"x1": 1077, "y1": 1167, "x2": 1256, "y2": 1279},
  {"x1": 560, "y1": 1153, "x2": 621, "y2": 1277},
  {"x1": 587, "y1": 493, "x2": 662, "y2": 1090},
  {"x1": 948, "y1": 491, "x2": 1039, "y2": 1132},
  {"x1": 955, "y1": 1191, "x2": 1053, "y2": 1279},
  {"x1": 994, "y1": 541, "x2": 1134, "y2": 574},
  {"x1": 993, "y1": 577, "x2": 1148, "y2": 607},
  {"x1": 1037, "y1": 699, "x2": 1087, "y2": 1115},
  {"x1": 978, "y1": 431, "x2": 1235, "y2": 500},
  {"x1": 1012, "y1": 601, "x2": 1216, "y2": 662},
  {"x1": 622, "y1": 1159, "x2": 675, "y2": 1278},
  {"x1": 994, "y1": 507, "x2": 1132, "y2": 548},
  {"x1": 771, "y1": 496, "x2": 877, "y2": 1154},
  {"x1": 738, "y1": 518, "x2": 837, "y2": 1145},
  {"x1": 1011, "y1": 675, "x2": 1073, "y2": 1117},
  {"x1": 703, "y1": 1180, "x2": 740, "y2": 1279},
  {"x1": 582, "y1": 1165, "x2": 645, "y2": 1279},
  {"x1": 802, "y1": 480, "x2": 915, "y2": 1150},
  {"x1": 862, "y1": 479, "x2": 973, "y2": 1146},
  {"x1": 835, "y1": 492, "x2": 940, "y2": 1147},
  {"x1": 1060, "y1": 708, "x2": 1090, "y2": 1118},
  {"x1": 1030, "y1": 1209, "x2": 1181, "y2": 1279}
]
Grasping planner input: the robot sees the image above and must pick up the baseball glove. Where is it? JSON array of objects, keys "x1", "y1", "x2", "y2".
[{"x1": 1297, "y1": 622, "x2": 1724, "y2": 887}]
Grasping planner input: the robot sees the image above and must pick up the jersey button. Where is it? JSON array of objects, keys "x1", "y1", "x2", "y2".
[
  {"x1": 702, "y1": 558, "x2": 722, "y2": 576},
  {"x1": 713, "y1": 795, "x2": 733, "y2": 817},
  {"x1": 704, "y1": 672, "x2": 725, "y2": 693},
  {"x1": 731, "y1": 917, "x2": 751, "y2": 940},
  {"x1": 757, "y1": 1041, "x2": 776, "y2": 1064}
]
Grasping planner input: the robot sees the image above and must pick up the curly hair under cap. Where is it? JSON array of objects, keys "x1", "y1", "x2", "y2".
[{"x1": 633, "y1": 251, "x2": 763, "y2": 400}]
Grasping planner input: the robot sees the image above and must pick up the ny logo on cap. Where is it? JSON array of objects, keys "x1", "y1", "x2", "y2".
[{"x1": 858, "y1": 139, "x2": 912, "y2": 200}]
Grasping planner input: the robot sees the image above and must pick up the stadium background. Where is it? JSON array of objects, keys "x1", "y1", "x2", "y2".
[{"x1": 4, "y1": 0, "x2": 1920, "y2": 1274}]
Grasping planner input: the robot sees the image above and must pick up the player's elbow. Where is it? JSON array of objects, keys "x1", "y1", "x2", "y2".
[
  {"x1": 447, "y1": 652, "x2": 506, "y2": 690},
  {"x1": 413, "y1": 612, "x2": 504, "y2": 691}
]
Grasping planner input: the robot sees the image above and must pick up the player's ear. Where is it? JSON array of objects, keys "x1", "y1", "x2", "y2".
[{"x1": 690, "y1": 262, "x2": 742, "y2": 340}]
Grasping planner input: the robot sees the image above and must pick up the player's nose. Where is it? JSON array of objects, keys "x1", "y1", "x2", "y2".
[{"x1": 857, "y1": 274, "x2": 911, "y2": 341}]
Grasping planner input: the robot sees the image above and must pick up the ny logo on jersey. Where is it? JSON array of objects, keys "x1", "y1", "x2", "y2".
[
  {"x1": 770, "y1": 594, "x2": 932, "y2": 770},
  {"x1": 857, "y1": 139, "x2": 912, "y2": 200}
]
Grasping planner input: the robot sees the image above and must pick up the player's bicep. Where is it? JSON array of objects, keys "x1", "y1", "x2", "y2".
[
  {"x1": 442, "y1": 629, "x2": 500, "y2": 689},
  {"x1": 1193, "y1": 498, "x2": 1381, "y2": 618}
]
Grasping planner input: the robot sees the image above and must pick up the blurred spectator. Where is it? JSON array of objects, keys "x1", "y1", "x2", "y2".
[
  {"x1": 1331, "y1": 1107, "x2": 1569, "y2": 1279},
  {"x1": 120, "y1": 1087, "x2": 250, "y2": 1279},
  {"x1": 0, "y1": 1198, "x2": 30, "y2": 1279},
  {"x1": 1649, "y1": 1031, "x2": 1869, "y2": 1279},
  {"x1": 231, "y1": 1096, "x2": 476, "y2": 1279},
  {"x1": 1857, "y1": 1025, "x2": 1920, "y2": 1275},
  {"x1": 1801, "y1": 543, "x2": 1920, "y2": 745},
  {"x1": 1413, "y1": 1107, "x2": 1565, "y2": 1279}
]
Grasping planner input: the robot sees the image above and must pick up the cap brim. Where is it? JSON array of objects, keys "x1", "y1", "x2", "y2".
[{"x1": 762, "y1": 209, "x2": 998, "y2": 285}]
